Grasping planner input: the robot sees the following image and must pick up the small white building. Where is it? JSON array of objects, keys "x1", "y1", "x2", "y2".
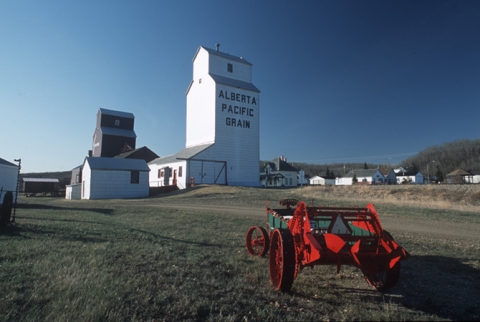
[
  {"x1": 309, "y1": 175, "x2": 335, "y2": 185},
  {"x1": 65, "y1": 184, "x2": 82, "y2": 200},
  {"x1": 336, "y1": 169, "x2": 385, "y2": 186},
  {"x1": 81, "y1": 157, "x2": 150, "y2": 200},
  {"x1": 0, "y1": 158, "x2": 19, "y2": 224},
  {"x1": 148, "y1": 144, "x2": 215, "y2": 189}
]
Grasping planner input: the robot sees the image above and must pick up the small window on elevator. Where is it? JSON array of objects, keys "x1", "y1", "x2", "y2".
[{"x1": 227, "y1": 63, "x2": 233, "y2": 73}]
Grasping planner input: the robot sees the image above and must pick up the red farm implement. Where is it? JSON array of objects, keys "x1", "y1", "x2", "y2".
[{"x1": 245, "y1": 199, "x2": 410, "y2": 292}]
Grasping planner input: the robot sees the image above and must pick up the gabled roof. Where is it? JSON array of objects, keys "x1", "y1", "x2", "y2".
[
  {"x1": 378, "y1": 168, "x2": 394, "y2": 176},
  {"x1": 99, "y1": 108, "x2": 134, "y2": 119},
  {"x1": 114, "y1": 146, "x2": 160, "y2": 163},
  {"x1": 148, "y1": 143, "x2": 214, "y2": 166},
  {"x1": 84, "y1": 157, "x2": 149, "y2": 171},
  {"x1": 344, "y1": 169, "x2": 382, "y2": 178},
  {"x1": 263, "y1": 158, "x2": 299, "y2": 173},
  {"x1": 209, "y1": 74, "x2": 260, "y2": 93},
  {"x1": 447, "y1": 169, "x2": 472, "y2": 176},
  {"x1": 196, "y1": 46, "x2": 252, "y2": 65},
  {"x1": 0, "y1": 158, "x2": 18, "y2": 168}
]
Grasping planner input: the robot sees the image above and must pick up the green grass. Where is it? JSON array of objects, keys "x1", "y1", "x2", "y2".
[{"x1": 1, "y1": 195, "x2": 478, "y2": 321}]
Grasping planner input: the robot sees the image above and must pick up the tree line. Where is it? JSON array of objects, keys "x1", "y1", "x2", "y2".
[
  {"x1": 399, "y1": 138, "x2": 480, "y2": 177},
  {"x1": 262, "y1": 138, "x2": 480, "y2": 179}
]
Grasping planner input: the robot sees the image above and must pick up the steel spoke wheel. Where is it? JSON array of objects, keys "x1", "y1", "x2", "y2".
[
  {"x1": 269, "y1": 229, "x2": 295, "y2": 292},
  {"x1": 245, "y1": 226, "x2": 269, "y2": 256}
]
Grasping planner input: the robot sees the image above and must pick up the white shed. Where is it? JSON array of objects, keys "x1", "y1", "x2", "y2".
[
  {"x1": 0, "y1": 158, "x2": 19, "y2": 224},
  {"x1": 310, "y1": 175, "x2": 335, "y2": 185},
  {"x1": 81, "y1": 157, "x2": 150, "y2": 200},
  {"x1": 65, "y1": 183, "x2": 81, "y2": 200}
]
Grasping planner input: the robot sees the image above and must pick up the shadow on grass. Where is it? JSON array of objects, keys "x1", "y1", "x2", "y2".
[
  {"x1": 0, "y1": 223, "x2": 27, "y2": 238},
  {"x1": 388, "y1": 254, "x2": 480, "y2": 320},
  {"x1": 286, "y1": 255, "x2": 479, "y2": 320},
  {"x1": 1, "y1": 220, "x2": 225, "y2": 248},
  {"x1": 16, "y1": 203, "x2": 115, "y2": 215}
]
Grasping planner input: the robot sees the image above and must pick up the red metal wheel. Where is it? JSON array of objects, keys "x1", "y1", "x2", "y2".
[
  {"x1": 245, "y1": 226, "x2": 270, "y2": 257},
  {"x1": 268, "y1": 229, "x2": 295, "y2": 292}
]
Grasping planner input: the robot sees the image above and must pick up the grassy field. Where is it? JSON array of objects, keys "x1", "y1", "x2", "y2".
[{"x1": 1, "y1": 185, "x2": 479, "y2": 321}]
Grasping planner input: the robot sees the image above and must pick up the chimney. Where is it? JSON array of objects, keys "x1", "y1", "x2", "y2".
[{"x1": 215, "y1": 43, "x2": 220, "y2": 52}]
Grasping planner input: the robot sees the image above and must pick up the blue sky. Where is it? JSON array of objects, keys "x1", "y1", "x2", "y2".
[{"x1": 1, "y1": 1, "x2": 479, "y2": 173}]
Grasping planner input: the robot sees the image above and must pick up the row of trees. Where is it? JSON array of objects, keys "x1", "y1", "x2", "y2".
[
  {"x1": 263, "y1": 139, "x2": 480, "y2": 181},
  {"x1": 399, "y1": 139, "x2": 480, "y2": 177}
]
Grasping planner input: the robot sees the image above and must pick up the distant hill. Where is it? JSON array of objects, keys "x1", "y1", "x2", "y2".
[
  {"x1": 262, "y1": 138, "x2": 480, "y2": 179},
  {"x1": 399, "y1": 138, "x2": 480, "y2": 176}
]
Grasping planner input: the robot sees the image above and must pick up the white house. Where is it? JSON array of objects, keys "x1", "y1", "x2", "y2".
[
  {"x1": 148, "y1": 144, "x2": 212, "y2": 189},
  {"x1": 149, "y1": 45, "x2": 260, "y2": 189},
  {"x1": 0, "y1": 158, "x2": 19, "y2": 224},
  {"x1": 81, "y1": 157, "x2": 150, "y2": 200},
  {"x1": 309, "y1": 175, "x2": 335, "y2": 185},
  {"x1": 336, "y1": 169, "x2": 385, "y2": 186},
  {"x1": 260, "y1": 157, "x2": 298, "y2": 188},
  {"x1": 446, "y1": 169, "x2": 480, "y2": 184},
  {"x1": 395, "y1": 168, "x2": 424, "y2": 184}
]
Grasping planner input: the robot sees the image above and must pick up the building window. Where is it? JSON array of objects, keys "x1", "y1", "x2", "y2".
[
  {"x1": 227, "y1": 63, "x2": 233, "y2": 73},
  {"x1": 169, "y1": 167, "x2": 173, "y2": 178},
  {"x1": 131, "y1": 171, "x2": 139, "y2": 184},
  {"x1": 115, "y1": 119, "x2": 120, "y2": 126},
  {"x1": 199, "y1": 78, "x2": 202, "y2": 84},
  {"x1": 158, "y1": 169, "x2": 162, "y2": 178},
  {"x1": 179, "y1": 166, "x2": 183, "y2": 177}
]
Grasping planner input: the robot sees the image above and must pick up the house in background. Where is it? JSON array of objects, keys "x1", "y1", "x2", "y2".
[
  {"x1": 379, "y1": 168, "x2": 397, "y2": 184},
  {"x1": 81, "y1": 157, "x2": 149, "y2": 200},
  {"x1": 260, "y1": 156, "x2": 298, "y2": 188},
  {"x1": 336, "y1": 169, "x2": 385, "y2": 185},
  {"x1": 395, "y1": 168, "x2": 424, "y2": 184},
  {"x1": 446, "y1": 169, "x2": 479, "y2": 184},
  {"x1": 309, "y1": 170, "x2": 336, "y2": 185}
]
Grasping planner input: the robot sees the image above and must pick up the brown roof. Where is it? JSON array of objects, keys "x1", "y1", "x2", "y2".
[{"x1": 446, "y1": 169, "x2": 471, "y2": 176}]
